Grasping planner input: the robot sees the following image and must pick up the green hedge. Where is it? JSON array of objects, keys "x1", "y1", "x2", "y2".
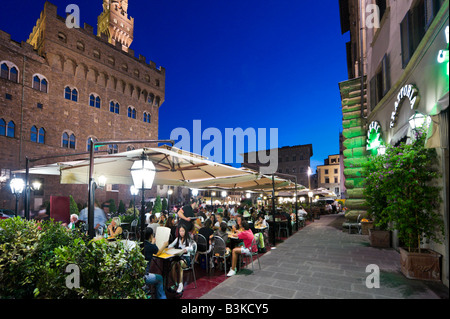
[{"x1": 0, "y1": 217, "x2": 147, "y2": 299}]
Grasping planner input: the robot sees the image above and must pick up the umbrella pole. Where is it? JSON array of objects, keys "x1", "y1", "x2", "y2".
[
  {"x1": 140, "y1": 156, "x2": 146, "y2": 244},
  {"x1": 271, "y1": 174, "x2": 276, "y2": 247},
  {"x1": 295, "y1": 179, "x2": 298, "y2": 231},
  {"x1": 88, "y1": 139, "x2": 95, "y2": 239}
]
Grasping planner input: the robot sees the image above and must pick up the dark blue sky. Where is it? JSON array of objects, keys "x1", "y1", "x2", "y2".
[{"x1": 0, "y1": 0, "x2": 349, "y2": 173}]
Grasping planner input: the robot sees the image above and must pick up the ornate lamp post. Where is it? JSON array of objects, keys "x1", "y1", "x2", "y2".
[
  {"x1": 130, "y1": 153, "x2": 156, "y2": 242},
  {"x1": 10, "y1": 177, "x2": 25, "y2": 217}
]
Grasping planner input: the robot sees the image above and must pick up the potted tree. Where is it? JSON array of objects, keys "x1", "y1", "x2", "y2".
[
  {"x1": 363, "y1": 130, "x2": 444, "y2": 280},
  {"x1": 363, "y1": 155, "x2": 391, "y2": 247}
]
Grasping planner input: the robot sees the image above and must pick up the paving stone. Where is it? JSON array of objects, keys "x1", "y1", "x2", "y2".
[{"x1": 200, "y1": 214, "x2": 448, "y2": 300}]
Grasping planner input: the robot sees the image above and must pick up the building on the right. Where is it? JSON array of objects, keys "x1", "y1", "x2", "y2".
[
  {"x1": 316, "y1": 154, "x2": 341, "y2": 197},
  {"x1": 338, "y1": 0, "x2": 448, "y2": 287}
]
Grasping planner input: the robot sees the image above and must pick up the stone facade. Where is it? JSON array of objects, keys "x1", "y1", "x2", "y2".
[
  {"x1": 317, "y1": 154, "x2": 341, "y2": 197},
  {"x1": 241, "y1": 144, "x2": 313, "y2": 188},
  {"x1": 0, "y1": 1, "x2": 165, "y2": 211}
]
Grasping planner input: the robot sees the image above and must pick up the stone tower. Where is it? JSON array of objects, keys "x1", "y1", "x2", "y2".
[{"x1": 97, "y1": 0, "x2": 134, "y2": 51}]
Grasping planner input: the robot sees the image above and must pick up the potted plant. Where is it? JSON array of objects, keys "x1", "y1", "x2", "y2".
[{"x1": 363, "y1": 129, "x2": 444, "y2": 280}]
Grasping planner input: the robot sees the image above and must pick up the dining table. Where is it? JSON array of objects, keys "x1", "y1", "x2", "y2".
[{"x1": 152, "y1": 248, "x2": 184, "y2": 294}]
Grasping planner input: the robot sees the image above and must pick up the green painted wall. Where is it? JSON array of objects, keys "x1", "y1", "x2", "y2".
[{"x1": 339, "y1": 77, "x2": 369, "y2": 223}]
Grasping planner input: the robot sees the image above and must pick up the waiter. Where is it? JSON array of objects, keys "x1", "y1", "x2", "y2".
[{"x1": 177, "y1": 199, "x2": 198, "y2": 234}]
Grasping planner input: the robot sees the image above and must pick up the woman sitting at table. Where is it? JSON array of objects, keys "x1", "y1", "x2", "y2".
[
  {"x1": 107, "y1": 217, "x2": 122, "y2": 240},
  {"x1": 226, "y1": 220, "x2": 257, "y2": 277},
  {"x1": 168, "y1": 224, "x2": 195, "y2": 293},
  {"x1": 231, "y1": 214, "x2": 244, "y2": 235},
  {"x1": 255, "y1": 213, "x2": 268, "y2": 228}
]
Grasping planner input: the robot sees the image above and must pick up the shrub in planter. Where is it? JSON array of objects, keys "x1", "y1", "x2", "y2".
[
  {"x1": 363, "y1": 130, "x2": 445, "y2": 278},
  {"x1": 0, "y1": 217, "x2": 147, "y2": 298}
]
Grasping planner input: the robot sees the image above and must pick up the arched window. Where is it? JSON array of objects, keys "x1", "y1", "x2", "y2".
[
  {"x1": 143, "y1": 112, "x2": 151, "y2": 123},
  {"x1": 110, "y1": 101, "x2": 119, "y2": 114},
  {"x1": 126, "y1": 145, "x2": 135, "y2": 151},
  {"x1": 87, "y1": 137, "x2": 98, "y2": 152},
  {"x1": 95, "y1": 96, "x2": 101, "y2": 108},
  {"x1": 155, "y1": 96, "x2": 161, "y2": 107},
  {"x1": 40, "y1": 78, "x2": 47, "y2": 93},
  {"x1": 38, "y1": 128, "x2": 45, "y2": 144},
  {"x1": 65, "y1": 86, "x2": 71, "y2": 99},
  {"x1": 128, "y1": 107, "x2": 136, "y2": 119},
  {"x1": 108, "y1": 144, "x2": 118, "y2": 154},
  {"x1": 10, "y1": 67, "x2": 18, "y2": 83},
  {"x1": 0, "y1": 62, "x2": 19, "y2": 82},
  {"x1": 89, "y1": 94, "x2": 95, "y2": 107},
  {"x1": 62, "y1": 132, "x2": 69, "y2": 148},
  {"x1": 69, "y1": 134, "x2": 76, "y2": 149},
  {"x1": 33, "y1": 76, "x2": 41, "y2": 90},
  {"x1": 0, "y1": 118, "x2": 5, "y2": 136},
  {"x1": 0, "y1": 63, "x2": 8, "y2": 79},
  {"x1": 64, "y1": 86, "x2": 78, "y2": 101},
  {"x1": 71, "y1": 88, "x2": 78, "y2": 102},
  {"x1": 31, "y1": 126, "x2": 38, "y2": 142},
  {"x1": 32, "y1": 74, "x2": 48, "y2": 92},
  {"x1": 7, "y1": 121, "x2": 15, "y2": 138}
]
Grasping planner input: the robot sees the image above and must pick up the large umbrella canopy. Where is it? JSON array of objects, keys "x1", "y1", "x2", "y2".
[
  {"x1": 296, "y1": 187, "x2": 337, "y2": 198},
  {"x1": 18, "y1": 146, "x2": 257, "y2": 187}
]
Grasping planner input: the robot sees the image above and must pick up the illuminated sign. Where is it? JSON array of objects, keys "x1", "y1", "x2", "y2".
[
  {"x1": 437, "y1": 26, "x2": 449, "y2": 75},
  {"x1": 390, "y1": 84, "x2": 419, "y2": 128},
  {"x1": 366, "y1": 121, "x2": 383, "y2": 155}
]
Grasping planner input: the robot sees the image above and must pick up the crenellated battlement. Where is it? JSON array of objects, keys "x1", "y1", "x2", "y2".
[{"x1": 26, "y1": 1, "x2": 164, "y2": 75}]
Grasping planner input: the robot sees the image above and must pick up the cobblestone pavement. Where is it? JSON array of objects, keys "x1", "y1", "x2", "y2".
[{"x1": 201, "y1": 213, "x2": 449, "y2": 299}]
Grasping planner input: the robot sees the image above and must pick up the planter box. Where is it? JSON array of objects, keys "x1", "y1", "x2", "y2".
[
  {"x1": 369, "y1": 229, "x2": 391, "y2": 248},
  {"x1": 361, "y1": 221, "x2": 374, "y2": 235},
  {"x1": 399, "y1": 247, "x2": 441, "y2": 281}
]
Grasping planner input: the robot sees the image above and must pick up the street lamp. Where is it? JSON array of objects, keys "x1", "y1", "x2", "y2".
[
  {"x1": 98, "y1": 175, "x2": 107, "y2": 188},
  {"x1": 31, "y1": 180, "x2": 42, "y2": 191},
  {"x1": 168, "y1": 188, "x2": 173, "y2": 211},
  {"x1": 10, "y1": 177, "x2": 25, "y2": 217},
  {"x1": 408, "y1": 112, "x2": 429, "y2": 136},
  {"x1": 191, "y1": 188, "x2": 199, "y2": 197},
  {"x1": 308, "y1": 191, "x2": 313, "y2": 220},
  {"x1": 131, "y1": 153, "x2": 156, "y2": 241}
]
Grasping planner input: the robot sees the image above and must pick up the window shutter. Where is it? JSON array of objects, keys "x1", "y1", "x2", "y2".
[
  {"x1": 400, "y1": 11, "x2": 412, "y2": 68},
  {"x1": 411, "y1": 2, "x2": 425, "y2": 51},
  {"x1": 424, "y1": 0, "x2": 437, "y2": 29},
  {"x1": 381, "y1": 54, "x2": 390, "y2": 96},
  {"x1": 370, "y1": 76, "x2": 377, "y2": 111}
]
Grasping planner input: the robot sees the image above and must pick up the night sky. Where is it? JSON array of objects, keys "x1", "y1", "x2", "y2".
[{"x1": 0, "y1": 0, "x2": 350, "y2": 174}]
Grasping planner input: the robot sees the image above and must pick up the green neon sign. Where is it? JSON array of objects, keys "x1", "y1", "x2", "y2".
[{"x1": 366, "y1": 121, "x2": 384, "y2": 156}]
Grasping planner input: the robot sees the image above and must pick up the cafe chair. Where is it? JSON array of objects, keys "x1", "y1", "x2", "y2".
[
  {"x1": 240, "y1": 237, "x2": 261, "y2": 274},
  {"x1": 212, "y1": 236, "x2": 230, "y2": 276},
  {"x1": 130, "y1": 220, "x2": 138, "y2": 239},
  {"x1": 122, "y1": 229, "x2": 129, "y2": 240},
  {"x1": 182, "y1": 242, "x2": 198, "y2": 289},
  {"x1": 278, "y1": 221, "x2": 289, "y2": 239},
  {"x1": 196, "y1": 234, "x2": 213, "y2": 273},
  {"x1": 346, "y1": 214, "x2": 362, "y2": 234}
]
